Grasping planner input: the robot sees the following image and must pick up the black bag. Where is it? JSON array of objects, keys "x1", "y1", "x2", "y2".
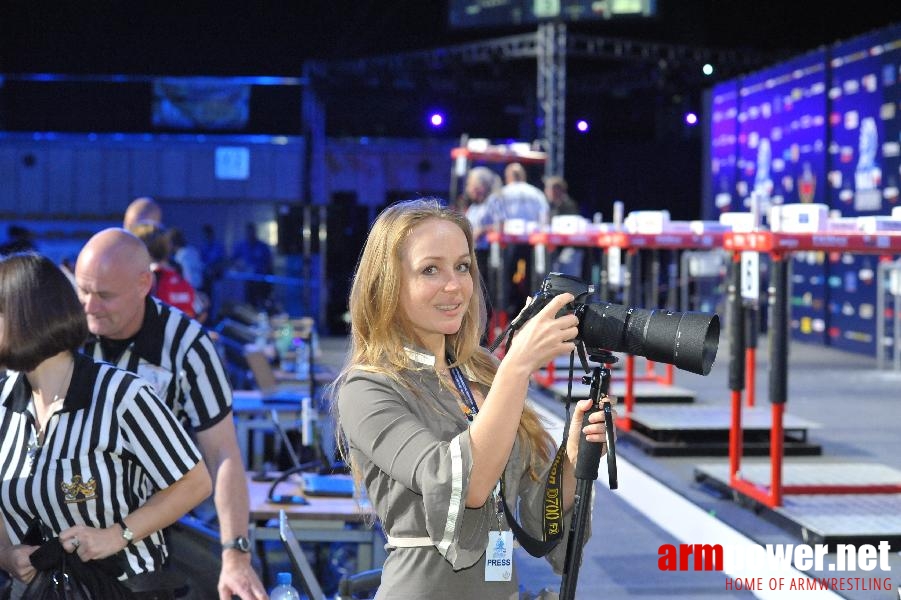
[{"x1": 22, "y1": 538, "x2": 133, "y2": 600}]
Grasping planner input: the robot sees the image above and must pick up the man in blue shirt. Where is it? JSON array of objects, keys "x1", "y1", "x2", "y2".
[{"x1": 231, "y1": 223, "x2": 274, "y2": 309}]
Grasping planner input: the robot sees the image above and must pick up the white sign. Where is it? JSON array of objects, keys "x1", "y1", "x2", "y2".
[
  {"x1": 215, "y1": 146, "x2": 250, "y2": 180},
  {"x1": 607, "y1": 246, "x2": 622, "y2": 287},
  {"x1": 741, "y1": 252, "x2": 759, "y2": 301}
]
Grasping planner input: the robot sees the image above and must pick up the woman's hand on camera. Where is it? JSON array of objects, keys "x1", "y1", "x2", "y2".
[
  {"x1": 505, "y1": 293, "x2": 579, "y2": 374},
  {"x1": 566, "y1": 397, "x2": 618, "y2": 466}
]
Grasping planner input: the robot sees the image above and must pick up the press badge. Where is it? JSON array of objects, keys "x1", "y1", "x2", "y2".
[{"x1": 485, "y1": 530, "x2": 513, "y2": 581}]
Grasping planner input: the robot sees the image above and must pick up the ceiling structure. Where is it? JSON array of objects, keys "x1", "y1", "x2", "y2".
[
  {"x1": 3, "y1": 1, "x2": 899, "y2": 142},
  {"x1": 2, "y1": 1, "x2": 900, "y2": 215}
]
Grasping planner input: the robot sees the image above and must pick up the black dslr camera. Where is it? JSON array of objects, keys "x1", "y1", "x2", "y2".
[{"x1": 509, "y1": 273, "x2": 720, "y2": 375}]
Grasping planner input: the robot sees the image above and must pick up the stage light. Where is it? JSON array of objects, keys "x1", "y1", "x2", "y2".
[
  {"x1": 684, "y1": 112, "x2": 698, "y2": 126},
  {"x1": 702, "y1": 63, "x2": 714, "y2": 76},
  {"x1": 429, "y1": 112, "x2": 445, "y2": 128},
  {"x1": 576, "y1": 119, "x2": 590, "y2": 133}
]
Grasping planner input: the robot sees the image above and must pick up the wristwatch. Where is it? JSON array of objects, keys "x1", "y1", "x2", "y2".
[
  {"x1": 119, "y1": 521, "x2": 134, "y2": 544},
  {"x1": 222, "y1": 536, "x2": 252, "y2": 553}
]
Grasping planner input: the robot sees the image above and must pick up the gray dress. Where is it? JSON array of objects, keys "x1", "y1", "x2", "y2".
[{"x1": 337, "y1": 352, "x2": 587, "y2": 599}]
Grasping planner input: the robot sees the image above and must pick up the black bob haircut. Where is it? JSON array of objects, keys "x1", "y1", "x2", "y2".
[{"x1": 0, "y1": 253, "x2": 88, "y2": 372}]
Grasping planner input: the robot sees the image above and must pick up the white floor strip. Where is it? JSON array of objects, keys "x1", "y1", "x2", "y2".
[{"x1": 529, "y1": 398, "x2": 843, "y2": 599}]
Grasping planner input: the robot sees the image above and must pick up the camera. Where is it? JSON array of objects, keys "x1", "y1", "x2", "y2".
[{"x1": 516, "y1": 273, "x2": 720, "y2": 376}]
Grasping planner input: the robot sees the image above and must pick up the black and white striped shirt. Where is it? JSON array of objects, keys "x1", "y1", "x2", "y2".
[
  {"x1": 83, "y1": 296, "x2": 233, "y2": 432},
  {"x1": 0, "y1": 352, "x2": 203, "y2": 577}
]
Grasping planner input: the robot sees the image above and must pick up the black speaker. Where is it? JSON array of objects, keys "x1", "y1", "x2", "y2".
[
  {"x1": 325, "y1": 192, "x2": 368, "y2": 335},
  {"x1": 277, "y1": 203, "x2": 303, "y2": 255}
]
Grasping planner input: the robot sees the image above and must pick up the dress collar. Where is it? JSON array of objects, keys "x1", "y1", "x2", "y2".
[
  {"x1": 404, "y1": 347, "x2": 436, "y2": 366},
  {"x1": 2, "y1": 352, "x2": 101, "y2": 414}
]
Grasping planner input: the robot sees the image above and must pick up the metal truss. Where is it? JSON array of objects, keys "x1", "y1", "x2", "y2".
[
  {"x1": 307, "y1": 32, "x2": 772, "y2": 177},
  {"x1": 537, "y1": 22, "x2": 567, "y2": 178},
  {"x1": 310, "y1": 31, "x2": 768, "y2": 82}
]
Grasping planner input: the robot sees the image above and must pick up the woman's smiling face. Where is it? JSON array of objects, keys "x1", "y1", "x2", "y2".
[{"x1": 398, "y1": 217, "x2": 473, "y2": 354}]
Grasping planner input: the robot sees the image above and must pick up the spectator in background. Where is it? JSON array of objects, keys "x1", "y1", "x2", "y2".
[
  {"x1": 488, "y1": 162, "x2": 549, "y2": 315},
  {"x1": 200, "y1": 224, "x2": 226, "y2": 293},
  {"x1": 230, "y1": 222, "x2": 273, "y2": 310},
  {"x1": 199, "y1": 224, "x2": 227, "y2": 322},
  {"x1": 0, "y1": 225, "x2": 37, "y2": 255},
  {"x1": 544, "y1": 175, "x2": 584, "y2": 277},
  {"x1": 59, "y1": 255, "x2": 78, "y2": 288},
  {"x1": 544, "y1": 176, "x2": 579, "y2": 219},
  {"x1": 168, "y1": 227, "x2": 204, "y2": 291},
  {"x1": 463, "y1": 167, "x2": 503, "y2": 310},
  {"x1": 491, "y1": 163, "x2": 549, "y2": 227},
  {"x1": 123, "y1": 197, "x2": 163, "y2": 233},
  {"x1": 133, "y1": 224, "x2": 198, "y2": 318},
  {"x1": 464, "y1": 167, "x2": 503, "y2": 248}
]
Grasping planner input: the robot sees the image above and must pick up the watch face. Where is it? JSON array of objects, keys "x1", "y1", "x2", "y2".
[
  {"x1": 122, "y1": 527, "x2": 134, "y2": 541},
  {"x1": 226, "y1": 536, "x2": 251, "y2": 552}
]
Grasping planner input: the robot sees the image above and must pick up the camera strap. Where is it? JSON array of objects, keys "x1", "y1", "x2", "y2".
[
  {"x1": 486, "y1": 323, "x2": 515, "y2": 354},
  {"x1": 449, "y1": 365, "x2": 564, "y2": 557},
  {"x1": 486, "y1": 297, "x2": 545, "y2": 354}
]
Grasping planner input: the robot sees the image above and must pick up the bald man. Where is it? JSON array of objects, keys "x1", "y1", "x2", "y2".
[
  {"x1": 75, "y1": 228, "x2": 267, "y2": 600},
  {"x1": 123, "y1": 197, "x2": 163, "y2": 233}
]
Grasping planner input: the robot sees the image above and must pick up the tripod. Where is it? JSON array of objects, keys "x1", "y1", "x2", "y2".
[{"x1": 559, "y1": 349, "x2": 618, "y2": 600}]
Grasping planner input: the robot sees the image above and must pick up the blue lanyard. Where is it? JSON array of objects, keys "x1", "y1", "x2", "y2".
[
  {"x1": 448, "y1": 363, "x2": 504, "y2": 530},
  {"x1": 447, "y1": 360, "x2": 566, "y2": 557},
  {"x1": 449, "y1": 365, "x2": 479, "y2": 421}
]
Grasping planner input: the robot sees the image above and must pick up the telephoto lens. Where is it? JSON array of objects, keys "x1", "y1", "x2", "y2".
[{"x1": 576, "y1": 303, "x2": 719, "y2": 375}]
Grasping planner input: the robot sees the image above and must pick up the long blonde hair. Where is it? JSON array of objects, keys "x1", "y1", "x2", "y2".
[{"x1": 331, "y1": 198, "x2": 553, "y2": 480}]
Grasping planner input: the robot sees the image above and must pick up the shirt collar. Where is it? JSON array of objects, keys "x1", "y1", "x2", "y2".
[
  {"x1": 2, "y1": 352, "x2": 100, "y2": 414},
  {"x1": 88, "y1": 296, "x2": 164, "y2": 365},
  {"x1": 131, "y1": 296, "x2": 165, "y2": 365}
]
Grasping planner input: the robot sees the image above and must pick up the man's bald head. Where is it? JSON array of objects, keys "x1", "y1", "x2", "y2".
[
  {"x1": 504, "y1": 162, "x2": 527, "y2": 183},
  {"x1": 123, "y1": 197, "x2": 163, "y2": 233},
  {"x1": 75, "y1": 228, "x2": 154, "y2": 340},
  {"x1": 79, "y1": 228, "x2": 152, "y2": 273}
]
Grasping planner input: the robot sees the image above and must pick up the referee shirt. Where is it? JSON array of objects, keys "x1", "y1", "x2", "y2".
[
  {"x1": 0, "y1": 352, "x2": 203, "y2": 577},
  {"x1": 83, "y1": 296, "x2": 233, "y2": 432}
]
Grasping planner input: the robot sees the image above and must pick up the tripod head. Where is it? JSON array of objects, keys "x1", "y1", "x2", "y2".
[{"x1": 572, "y1": 346, "x2": 618, "y2": 490}]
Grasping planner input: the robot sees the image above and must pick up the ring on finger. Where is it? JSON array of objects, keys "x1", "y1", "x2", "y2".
[{"x1": 71, "y1": 537, "x2": 80, "y2": 549}]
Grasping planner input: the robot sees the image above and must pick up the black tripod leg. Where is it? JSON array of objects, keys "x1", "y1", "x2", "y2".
[
  {"x1": 604, "y1": 401, "x2": 618, "y2": 490},
  {"x1": 559, "y1": 363, "x2": 614, "y2": 600}
]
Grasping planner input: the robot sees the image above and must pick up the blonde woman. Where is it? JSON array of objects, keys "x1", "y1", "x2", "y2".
[{"x1": 333, "y1": 199, "x2": 612, "y2": 599}]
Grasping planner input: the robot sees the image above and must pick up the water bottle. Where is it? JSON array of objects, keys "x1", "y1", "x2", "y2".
[
  {"x1": 294, "y1": 338, "x2": 311, "y2": 380},
  {"x1": 255, "y1": 311, "x2": 270, "y2": 348},
  {"x1": 276, "y1": 323, "x2": 295, "y2": 371},
  {"x1": 310, "y1": 324, "x2": 321, "y2": 359},
  {"x1": 270, "y1": 572, "x2": 301, "y2": 600}
]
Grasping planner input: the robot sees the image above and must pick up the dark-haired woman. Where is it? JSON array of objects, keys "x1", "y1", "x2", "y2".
[{"x1": 0, "y1": 253, "x2": 211, "y2": 599}]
